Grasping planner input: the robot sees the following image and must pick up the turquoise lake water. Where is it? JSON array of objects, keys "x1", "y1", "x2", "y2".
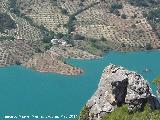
[{"x1": 0, "y1": 51, "x2": 160, "y2": 119}]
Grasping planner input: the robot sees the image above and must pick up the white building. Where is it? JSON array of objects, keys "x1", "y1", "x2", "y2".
[{"x1": 51, "y1": 39, "x2": 67, "y2": 46}]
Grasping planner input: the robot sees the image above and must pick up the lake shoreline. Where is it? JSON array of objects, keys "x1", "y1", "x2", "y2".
[{"x1": 0, "y1": 50, "x2": 159, "y2": 116}]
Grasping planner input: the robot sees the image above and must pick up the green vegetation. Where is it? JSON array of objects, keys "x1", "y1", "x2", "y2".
[
  {"x1": 136, "y1": 0, "x2": 159, "y2": 40},
  {"x1": 73, "y1": 34, "x2": 85, "y2": 40},
  {"x1": 22, "y1": 16, "x2": 43, "y2": 29},
  {"x1": 121, "y1": 14, "x2": 127, "y2": 19},
  {"x1": 147, "y1": 8, "x2": 160, "y2": 21},
  {"x1": 153, "y1": 76, "x2": 160, "y2": 96},
  {"x1": 56, "y1": 32, "x2": 64, "y2": 39},
  {"x1": 62, "y1": 34, "x2": 74, "y2": 46},
  {"x1": 50, "y1": 0, "x2": 57, "y2": 6},
  {"x1": 61, "y1": 8, "x2": 68, "y2": 15},
  {"x1": 146, "y1": 7, "x2": 160, "y2": 39},
  {"x1": 7, "y1": 0, "x2": 114, "y2": 56},
  {"x1": 9, "y1": 0, "x2": 75, "y2": 48},
  {"x1": 0, "y1": 13, "x2": 17, "y2": 32},
  {"x1": 15, "y1": 60, "x2": 22, "y2": 65},
  {"x1": 146, "y1": 43, "x2": 153, "y2": 50},
  {"x1": 9, "y1": 0, "x2": 54, "y2": 43},
  {"x1": 102, "y1": 104, "x2": 160, "y2": 120},
  {"x1": 78, "y1": 104, "x2": 160, "y2": 120},
  {"x1": 78, "y1": 37, "x2": 110, "y2": 56},
  {"x1": 57, "y1": 56, "x2": 66, "y2": 63},
  {"x1": 80, "y1": 0, "x2": 85, "y2": 2},
  {"x1": 110, "y1": 3, "x2": 123, "y2": 13},
  {"x1": 153, "y1": 76, "x2": 160, "y2": 85},
  {"x1": 157, "y1": 32, "x2": 160, "y2": 39},
  {"x1": 43, "y1": 43, "x2": 53, "y2": 51},
  {"x1": 0, "y1": 36, "x2": 15, "y2": 41},
  {"x1": 146, "y1": 7, "x2": 160, "y2": 26},
  {"x1": 50, "y1": 0, "x2": 69, "y2": 16},
  {"x1": 90, "y1": 38, "x2": 110, "y2": 53},
  {"x1": 31, "y1": 24, "x2": 53, "y2": 43},
  {"x1": 9, "y1": 0, "x2": 21, "y2": 16},
  {"x1": 63, "y1": 1, "x2": 100, "y2": 34},
  {"x1": 111, "y1": 3, "x2": 123, "y2": 10},
  {"x1": 128, "y1": 0, "x2": 158, "y2": 7},
  {"x1": 64, "y1": 15, "x2": 77, "y2": 34},
  {"x1": 78, "y1": 106, "x2": 89, "y2": 120},
  {"x1": 41, "y1": 29, "x2": 74, "y2": 47}
]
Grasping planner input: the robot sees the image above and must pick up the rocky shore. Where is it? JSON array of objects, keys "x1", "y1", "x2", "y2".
[{"x1": 79, "y1": 64, "x2": 160, "y2": 120}]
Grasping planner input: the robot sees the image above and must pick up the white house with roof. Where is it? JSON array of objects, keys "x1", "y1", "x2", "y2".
[{"x1": 51, "y1": 39, "x2": 67, "y2": 46}]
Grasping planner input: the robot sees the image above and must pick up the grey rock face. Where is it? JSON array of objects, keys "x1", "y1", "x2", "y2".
[{"x1": 86, "y1": 64, "x2": 160, "y2": 120}]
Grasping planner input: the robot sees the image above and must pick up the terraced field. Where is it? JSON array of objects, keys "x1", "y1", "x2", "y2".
[
  {"x1": 74, "y1": 2, "x2": 160, "y2": 50},
  {"x1": 17, "y1": 0, "x2": 69, "y2": 33},
  {"x1": 0, "y1": 0, "x2": 160, "y2": 75}
]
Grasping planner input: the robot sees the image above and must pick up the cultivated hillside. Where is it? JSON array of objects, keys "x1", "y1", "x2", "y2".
[{"x1": 0, "y1": 0, "x2": 160, "y2": 74}]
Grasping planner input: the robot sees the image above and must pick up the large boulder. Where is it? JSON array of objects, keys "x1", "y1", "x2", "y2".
[{"x1": 86, "y1": 64, "x2": 160, "y2": 120}]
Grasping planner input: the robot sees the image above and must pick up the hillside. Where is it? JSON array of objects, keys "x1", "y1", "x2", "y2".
[
  {"x1": 0, "y1": 0, "x2": 160, "y2": 75},
  {"x1": 79, "y1": 104, "x2": 160, "y2": 120}
]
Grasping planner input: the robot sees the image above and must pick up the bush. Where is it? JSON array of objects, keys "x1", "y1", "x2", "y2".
[
  {"x1": 44, "y1": 43, "x2": 52, "y2": 50},
  {"x1": 61, "y1": 8, "x2": 68, "y2": 15},
  {"x1": 42, "y1": 30, "x2": 55, "y2": 43},
  {"x1": 146, "y1": 43, "x2": 153, "y2": 50},
  {"x1": 78, "y1": 106, "x2": 89, "y2": 120},
  {"x1": 0, "y1": 13, "x2": 17, "y2": 32},
  {"x1": 15, "y1": 61, "x2": 22, "y2": 65},
  {"x1": 102, "y1": 104, "x2": 160, "y2": 120},
  {"x1": 121, "y1": 14, "x2": 127, "y2": 19},
  {"x1": 9, "y1": 0, "x2": 21, "y2": 16},
  {"x1": 110, "y1": 3, "x2": 123, "y2": 14},
  {"x1": 56, "y1": 32, "x2": 64, "y2": 39},
  {"x1": 0, "y1": 36, "x2": 15, "y2": 41},
  {"x1": 128, "y1": 0, "x2": 157, "y2": 7},
  {"x1": 111, "y1": 3, "x2": 123, "y2": 10},
  {"x1": 157, "y1": 32, "x2": 160, "y2": 39},
  {"x1": 147, "y1": 8, "x2": 160, "y2": 21},
  {"x1": 73, "y1": 34, "x2": 85, "y2": 40},
  {"x1": 64, "y1": 15, "x2": 77, "y2": 33},
  {"x1": 153, "y1": 76, "x2": 160, "y2": 85}
]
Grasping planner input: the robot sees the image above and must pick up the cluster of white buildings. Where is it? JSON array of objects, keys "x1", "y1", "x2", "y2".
[{"x1": 51, "y1": 39, "x2": 67, "y2": 46}]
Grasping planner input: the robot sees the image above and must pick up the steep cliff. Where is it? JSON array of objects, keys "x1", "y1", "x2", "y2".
[{"x1": 78, "y1": 64, "x2": 160, "y2": 120}]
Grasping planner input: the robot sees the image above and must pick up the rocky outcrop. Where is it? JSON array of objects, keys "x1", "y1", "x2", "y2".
[{"x1": 85, "y1": 64, "x2": 160, "y2": 120}]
